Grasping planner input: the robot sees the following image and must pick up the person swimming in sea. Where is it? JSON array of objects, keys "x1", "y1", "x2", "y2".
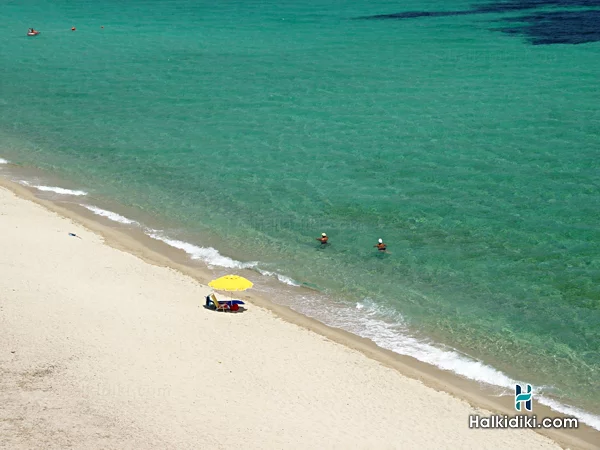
[
  {"x1": 316, "y1": 233, "x2": 329, "y2": 245},
  {"x1": 374, "y1": 238, "x2": 387, "y2": 252}
]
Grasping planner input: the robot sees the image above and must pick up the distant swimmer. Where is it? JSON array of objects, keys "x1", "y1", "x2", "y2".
[
  {"x1": 316, "y1": 233, "x2": 329, "y2": 245},
  {"x1": 71, "y1": 26, "x2": 76, "y2": 31},
  {"x1": 374, "y1": 238, "x2": 387, "y2": 252}
]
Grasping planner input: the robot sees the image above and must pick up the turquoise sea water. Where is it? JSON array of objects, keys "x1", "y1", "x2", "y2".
[{"x1": 1, "y1": 0, "x2": 599, "y2": 425}]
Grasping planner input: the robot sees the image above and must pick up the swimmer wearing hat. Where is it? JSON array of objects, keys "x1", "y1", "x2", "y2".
[
  {"x1": 316, "y1": 232, "x2": 329, "y2": 245},
  {"x1": 374, "y1": 238, "x2": 387, "y2": 252}
]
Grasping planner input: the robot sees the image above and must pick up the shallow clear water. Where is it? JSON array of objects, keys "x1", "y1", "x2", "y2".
[{"x1": 1, "y1": 0, "x2": 599, "y2": 423}]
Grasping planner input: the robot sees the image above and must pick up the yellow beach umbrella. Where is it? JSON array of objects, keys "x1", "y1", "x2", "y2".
[{"x1": 208, "y1": 275, "x2": 253, "y2": 292}]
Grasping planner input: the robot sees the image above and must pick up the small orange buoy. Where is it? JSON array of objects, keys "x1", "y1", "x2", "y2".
[{"x1": 71, "y1": 27, "x2": 76, "y2": 31}]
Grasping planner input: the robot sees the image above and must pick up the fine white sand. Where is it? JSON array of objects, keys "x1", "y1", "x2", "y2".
[{"x1": 0, "y1": 186, "x2": 570, "y2": 449}]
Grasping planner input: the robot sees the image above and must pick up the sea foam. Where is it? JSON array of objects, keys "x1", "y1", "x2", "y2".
[
  {"x1": 0, "y1": 158, "x2": 8, "y2": 164},
  {"x1": 20, "y1": 180, "x2": 88, "y2": 196},
  {"x1": 146, "y1": 230, "x2": 258, "y2": 269},
  {"x1": 349, "y1": 300, "x2": 515, "y2": 388},
  {"x1": 537, "y1": 396, "x2": 600, "y2": 431},
  {"x1": 82, "y1": 205, "x2": 138, "y2": 225},
  {"x1": 257, "y1": 269, "x2": 300, "y2": 286}
]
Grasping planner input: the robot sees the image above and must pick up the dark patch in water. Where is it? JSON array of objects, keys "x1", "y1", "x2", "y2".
[
  {"x1": 499, "y1": 10, "x2": 600, "y2": 44},
  {"x1": 475, "y1": 0, "x2": 600, "y2": 13},
  {"x1": 360, "y1": 11, "x2": 473, "y2": 20},
  {"x1": 354, "y1": 0, "x2": 600, "y2": 45}
]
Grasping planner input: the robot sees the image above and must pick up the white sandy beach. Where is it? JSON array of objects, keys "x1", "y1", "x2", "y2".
[{"x1": 0, "y1": 185, "x2": 587, "y2": 449}]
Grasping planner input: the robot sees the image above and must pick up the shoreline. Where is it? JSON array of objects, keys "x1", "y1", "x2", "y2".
[
  {"x1": 1, "y1": 171, "x2": 598, "y2": 448},
  {"x1": 2, "y1": 160, "x2": 599, "y2": 427}
]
